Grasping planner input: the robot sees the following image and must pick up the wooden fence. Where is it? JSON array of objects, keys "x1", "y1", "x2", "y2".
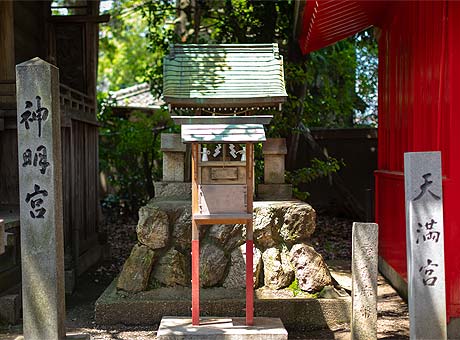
[{"x1": 0, "y1": 82, "x2": 101, "y2": 295}]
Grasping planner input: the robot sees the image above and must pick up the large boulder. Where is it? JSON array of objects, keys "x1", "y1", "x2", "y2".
[
  {"x1": 253, "y1": 207, "x2": 279, "y2": 249},
  {"x1": 117, "y1": 244, "x2": 156, "y2": 292},
  {"x1": 208, "y1": 224, "x2": 245, "y2": 251},
  {"x1": 278, "y1": 203, "x2": 316, "y2": 245},
  {"x1": 171, "y1": 208, "x2": 192, "y2": 252},
  {"x1": 137, "y1": 205, "x2": 169, "y2": 250},
  {"x1": 253, "y1": 201, "x2": 316, "y2": 249},
  {"x1": 151, "y1": 247, "x2": 188, "y2": 286},
  {"x1": 223, "y1": 244, "x2": 262, "y2": 289},
  {"x1": 200, "y1": 243, "x2": 228, "y2": 287},
  {"x1": 262, "y1": 247, "x2": 294, "y2": 289},
  {"x1": 290, "y1": 243, "x2": 332, "y2": 292}
]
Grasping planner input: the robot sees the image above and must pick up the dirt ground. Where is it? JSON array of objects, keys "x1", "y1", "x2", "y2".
[{"x1": 0, "y1": 214, "x2": 409, "y2": 339}]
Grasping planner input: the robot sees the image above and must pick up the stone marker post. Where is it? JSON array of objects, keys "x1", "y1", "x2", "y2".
[
  {"x1": 16, "y1": 58, "x2": 66, "y2": 340},
  {"x1": 351, "y1": 222, "x2": 378, "y2": 340},
  {"x1": 161, "y1": 133, "x2": 186, "y2": 182},
  {"x1": 404, "y1": 151, "x2": 446, "y2": 340},
  {"x1": 258, "y1": 138, "x2": 292, "y2": 200}
]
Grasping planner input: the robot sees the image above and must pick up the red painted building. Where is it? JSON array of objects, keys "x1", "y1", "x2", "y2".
[{"x1": 300, "y1": 0, "x2": 460, "y2": 329}]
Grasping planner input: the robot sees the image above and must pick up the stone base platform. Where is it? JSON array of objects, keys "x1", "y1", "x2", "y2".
[
  {"x1": 157, "y1": 316, "x2": 288, "y2": 340},
  {"x1": 95, "y1": 279, "x2": 351, "y2": 331}
]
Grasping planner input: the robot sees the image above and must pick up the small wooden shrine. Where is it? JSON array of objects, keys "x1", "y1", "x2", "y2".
[{"x1": 164, "y1": 44, "x2": 287, "y2": 326}]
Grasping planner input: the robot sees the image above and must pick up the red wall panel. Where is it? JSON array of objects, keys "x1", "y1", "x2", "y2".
[{"x1": 376, "y1": 0, "x2": 460, "y2": 320}]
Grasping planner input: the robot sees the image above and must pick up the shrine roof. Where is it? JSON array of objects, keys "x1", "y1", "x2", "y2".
[
  {"x1": 163, "y1": 44, "x2": 287, "y2": 112},
  {"x1": 181, "y1": 124, "x2": 266, "y2": 143}
]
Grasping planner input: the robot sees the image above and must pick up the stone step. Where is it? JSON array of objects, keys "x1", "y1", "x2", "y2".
[{"x1": 157, "y1": 316, "x2": 288, "y2": 340}]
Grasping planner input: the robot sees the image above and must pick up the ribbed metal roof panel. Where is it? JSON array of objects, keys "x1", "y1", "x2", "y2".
[
  {"x1": 164, "y1": 44, "x2": 287, "y2": 108},
  {"x1": 299, "y1": 0, "x2": 388, "y2": 54}
]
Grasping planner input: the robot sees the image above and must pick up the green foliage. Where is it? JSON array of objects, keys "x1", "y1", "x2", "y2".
[
  {"x1": 97, "y1": 0, "x2": 378, "y2": 210},
  {"x1": 288, "y1": 278, "x2": 302, "y2": 297},
  {"x1": 286, "y1": 158, "x2": 345, "y2": 201},
  {"x1": 98, "y1": 94, "x2": 173, "y2": 215},
  {"x1": 98, "y1": 0, "x2": 175, "y2": 92}
]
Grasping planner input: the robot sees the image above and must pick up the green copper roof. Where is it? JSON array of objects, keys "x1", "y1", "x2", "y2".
[{"x1": 163, "y1": 44, "x2": 287, "y2": 110}]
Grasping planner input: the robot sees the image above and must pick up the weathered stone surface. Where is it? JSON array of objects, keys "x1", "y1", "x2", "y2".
[
  {"x1": 161, "y1": 133, "x2": 186, "y2": 152},
  {"x1": 154, "y1": 182, "x2": 192, "y2": 200},
  {"x1": 253, "y1": 207, "x2": 279, "y2": 249},
  {"x1": 351, "y1": 222, "x2": 378, "y2": 340},
  {"x1": 404, "y1": 152, "x2": 446, "y2": 340},
  {"x1": 223, "y1": 244, "x2": 262, "y2": 289},
  {"x1": 137, "y1": 205, "x2": 169, "y2": 250},
  {"x1": 117, "y1": 244, "x2": 156, "y2": 292},
  {"x1": 263, "y1": 139, "x2": 287, "y2": 185},
  {"x1": 253, "y1": 201, "x2": 315, "y2": 248},
  {"x1": 262, "y1": 138, "x2": 288, "y2": 155},
  {"x1": 208, "y1": 224, "x2": 245, "y2": 251},
  {"x1": 17, "y1": 58, "x2": 66, "y2": 340},
  {"x1": 152, "y1": 248, "x2": 188, "y2": 286},
  {"x1": 171, "y1": 209, "x2": 192, "y2": 252},
  {"x1": 262, "y1": 247, "x2": 294, "y2": 289},
  {"x1": 147, "y1": 200, "x2": 192, "y2": 251},
  {"x1": 278, "y1": 202, "x2": 316, "y2": 245},
  {"x1": 290, "y1": 243, "x2": 332, "y2": 292},
  {"x1": 200, "y1": 243, "x2": 228, "y2": 287},
  {"x1": 257, "y1": 184, "x2": 293, "y2": 200},
  {"x1": 163, "y1": 152, "x2": 185, "y2": 182},
  {"x1": 264, "y1": 155, "x2": 286, "y2": 184}
]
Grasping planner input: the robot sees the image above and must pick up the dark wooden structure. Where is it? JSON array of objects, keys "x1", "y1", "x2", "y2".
[{"x1": 0, "y1": 0, "x2": 107, "y2": 297}]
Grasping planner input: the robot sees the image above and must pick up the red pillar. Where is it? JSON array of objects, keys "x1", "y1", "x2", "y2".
[{"x1": 191, "y1": 237, "x2": 200, "y2": 325}]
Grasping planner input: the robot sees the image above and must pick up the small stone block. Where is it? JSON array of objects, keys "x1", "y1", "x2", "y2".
[
  {"x1": 257, "y1": 184, "x2": 292, "y2": 200},
  {"x1": 264, "y1": 155, "x2": 286, "y2": 184},
  {"x1": 157, "y1": 316, "x2": 288, "y2": 340},
  {"x1": 161, "y1": 133, "x2": 186, "y2": 152},
  {"x1": 163, "y1": 153, "x2": 185, "y2": 182},
  {"x1": 0, "y1": 294, "x2": 20, "y2": 324},
  {"x1": 263, "y1": 138, "x2": 287, "y2": 155},
  {"x1": 154, "y1": 182, "x2": 192, "y2": 200}
]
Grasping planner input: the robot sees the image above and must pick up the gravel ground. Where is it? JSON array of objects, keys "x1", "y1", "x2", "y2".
[{"x1": 0, "y1": 213, "x2": 409, "y2": 339}]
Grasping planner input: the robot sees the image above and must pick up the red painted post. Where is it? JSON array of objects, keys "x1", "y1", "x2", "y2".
[
  {"x1": 245, "y1": 238, "x2": 254, "y2": 326},
  {"x1": 192, "y1": 238, "x2": 200, "y2": 325}
]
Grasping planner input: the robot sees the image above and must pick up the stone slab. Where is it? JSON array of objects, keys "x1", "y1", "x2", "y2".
[
  {"x1": 161, "y1": 133, "x2": 186, "y2": 152},
  {"x1": 157, "y1": 316, "x2": 288, "y2": 340},
  {"x1": 351, "y1": 222, "x2": 378, "y2": 340},
  {"x1": 404, "y1": 151, "x2": 446, "y2": 340},
  {"x1": 154, "y1": 182, "x2": 192, "y2": 200},
  {"x1": 257, "y1": 184, "x2": 292, "y2": 200},
  {"x1": 95, "y1": 279, "x2": 351, "y2": 331}
]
